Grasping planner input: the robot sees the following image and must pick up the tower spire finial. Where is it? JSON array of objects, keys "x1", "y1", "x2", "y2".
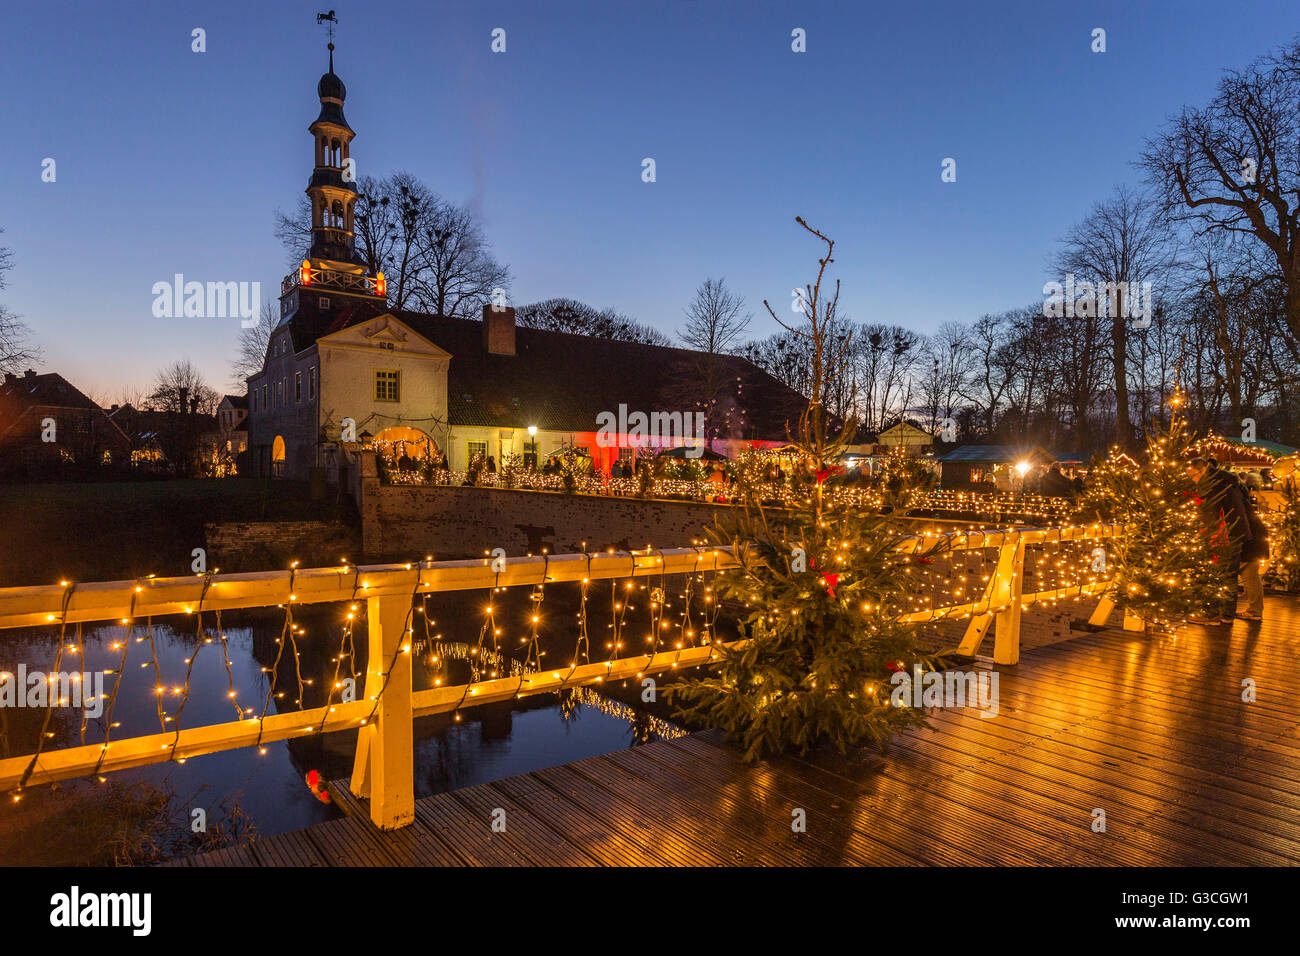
[{"x1": 316, "y1": 10, "x2": 338, "y2": 70}]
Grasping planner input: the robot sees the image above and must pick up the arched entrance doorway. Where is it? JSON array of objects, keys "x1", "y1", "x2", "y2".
[
  {"x1": 271, "y1": 435, "x2": 286, "y2": 478},
  {"x1": 373, "y1": 426, "x2": 439, "y2": 473}
]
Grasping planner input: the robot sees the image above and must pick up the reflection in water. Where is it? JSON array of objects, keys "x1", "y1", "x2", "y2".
[{"x1": 0, "y1": 573, "x2": 717, "y2": 859}]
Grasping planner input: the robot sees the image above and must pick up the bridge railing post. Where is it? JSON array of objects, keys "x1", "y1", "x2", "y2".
[
  {"x1": 349, "y1": 593, "x2": 414, "y2": 829},
  {"x1": 992, "y1": 534, "x2": 1025, "y2": 666}
]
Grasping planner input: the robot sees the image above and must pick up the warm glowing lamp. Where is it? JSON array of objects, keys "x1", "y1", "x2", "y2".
[
  {"x1": 374, "y1": 271, "x2": 386, "y2": 297},
  {"x1": 300, "y1": 260, "x2": 312, "y2": 285},
  {"x1": 1015, "y1": 461, "x2": 1030, "y2": 476},
  {"x1": 528, "y1": 425, "x2": 538, "y2": 436}
]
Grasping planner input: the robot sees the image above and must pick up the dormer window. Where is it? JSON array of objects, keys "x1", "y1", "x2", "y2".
[{"x1": 319, "y1": 297, "x2": 331, "y2": 310}]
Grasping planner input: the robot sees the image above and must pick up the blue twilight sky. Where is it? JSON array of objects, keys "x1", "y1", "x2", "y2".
[{"x1": 1, "y1": 0, "x2": 1296, "y2": 397}]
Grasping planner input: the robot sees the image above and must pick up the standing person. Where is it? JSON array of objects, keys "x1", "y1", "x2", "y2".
[
  {"x1": 1238, "y1": 473, "x2": 1269, "y2": 621},
  {"x1": 1186, "y1": 456, "x2": 1256, "y2": 625},
  {"x1": 1040, "y1": 463, "x2": 1074, "y2": 499},
  {"x1": 486, "y1": 455, "x2": 497, "y2": 475}
]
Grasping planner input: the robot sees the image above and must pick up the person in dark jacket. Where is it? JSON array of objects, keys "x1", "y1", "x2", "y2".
[
  {"x1": 1237, "y1": 473, "x2": 1269, "y2": 620},
  {"x1": 1040, "y1": 463, "x2": 1075, "y2": 499},
  {"x1": 1187, "y1": 457, "x2": 1256, "y2": 624}
]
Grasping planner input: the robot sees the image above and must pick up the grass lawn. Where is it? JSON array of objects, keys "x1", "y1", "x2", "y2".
[{"x1": 0, "y1": 479, "x2": 356, "y2": 587}]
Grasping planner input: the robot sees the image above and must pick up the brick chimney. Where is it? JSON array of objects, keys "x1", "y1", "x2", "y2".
[{"x1": 482, "y1": 304, "x2": 516, "y2": 356}]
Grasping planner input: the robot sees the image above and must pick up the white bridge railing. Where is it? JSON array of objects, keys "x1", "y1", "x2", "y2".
[{"x1": 0, "y1": 524, "x2": 1122, "y2": 829}]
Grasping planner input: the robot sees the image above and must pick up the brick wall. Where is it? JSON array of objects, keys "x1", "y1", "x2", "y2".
[
  {"x1": 204, "y1": 520, "x2": 361, "y2": 571},
  {"x1": 362, "y1": 484, "x2": 735, "y2": 560}
]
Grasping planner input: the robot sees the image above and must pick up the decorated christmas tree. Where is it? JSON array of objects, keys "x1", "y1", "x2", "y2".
[
  {"x1": 1269, "y1": 460, "x2": 1300, "y2": 592},
  {"x1": 666, "y1": 218, "x2": 946, "y2": 762},
  {"x1": 1075, "y1": 412, "x2": 1225, "y2": 629}
]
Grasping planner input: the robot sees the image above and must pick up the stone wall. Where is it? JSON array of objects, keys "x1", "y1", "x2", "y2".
[
  {"x1": 204, "y1": 520, "x2": 361, "y2": 571},
  {"x1": 362, "y1": 483, "x2": 735, "y2": 560}
]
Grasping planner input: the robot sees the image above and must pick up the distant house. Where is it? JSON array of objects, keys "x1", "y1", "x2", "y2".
[
  {"x1": 876, "y1": 422, "x2": 934, "y2": 456},
  {"x1": 0, "y1": 370, "x2": 131, "y2": 476},
  {"x1": 938, "y1": 444, "x2": 1085, "y2": 488},
  {"x1": 108, "y1": 403, "x2": 220, "y2": 475},
  {"x1": 216, "y1": 395, "x2": 249, "y2": 473}
]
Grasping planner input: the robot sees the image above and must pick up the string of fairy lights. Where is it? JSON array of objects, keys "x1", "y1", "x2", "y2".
[
  {"x1": 4, "y1": 548, "x2": 736, "y2": 803},
  {"x1": 378, "y1": 456, "x2": 1078, "y2": 521},
  {"x1": 3, "y1": 520, "x2": 1123, "y2": 807},
  {"x1": 16, "y1": 424, "x2": 1291, "y2": 802}
]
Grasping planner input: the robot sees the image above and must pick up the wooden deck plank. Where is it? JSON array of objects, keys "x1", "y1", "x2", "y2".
[
  {"x1": 413, "y1": 792, "x2": 533, "y2": 866},
  {"x1": 450, "y1": 781, "x2": 601, "y2": 867},
  {"x1": 647, "y1": 736, "x2": 940, "y2": 865},
  {"x1": 184, "y1": 843, "x2": 259, "y2": 867},
  {"x1": 490, "y1": 775, "x2": 671, "y2": 866},
  {"x1": 248, "y1": 830, "x2": 332, "y2": 867},
  {"x1": 304, "y1": 815, "x2": 407, "y2": 866},
  {"x1": 532, "y1": 763, "x2": 735, "y2": 866},
  {"x1": 171, "y1": 592, "x2": 1300, "y2": 867},
  {"x1": 601, "y1": 745, "x2": 846, "y2": 866},
  {"x1": 325, "y1": 779, "x2": 369, "y2": 819}
]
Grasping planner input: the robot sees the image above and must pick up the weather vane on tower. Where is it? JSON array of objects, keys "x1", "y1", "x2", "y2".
[
  {"x1": 317, "y1": 10, "x2": 337, "y2": 69},
  {"x1": 317, "y1": 10, "x2": 337, "y2": 46}
]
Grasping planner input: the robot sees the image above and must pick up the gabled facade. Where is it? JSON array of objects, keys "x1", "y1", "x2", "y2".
[
  {"x1": 877, "y1": 421, "x2": 935, "y2": 453},
  {"x1": 0, "y1": 370, "x2": 131, "y2": 476}
]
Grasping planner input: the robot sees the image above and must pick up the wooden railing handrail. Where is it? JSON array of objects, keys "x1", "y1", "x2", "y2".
[
  {"x1": 0, "y1": 523, "x2": 1125, "y2": 812},
  {"x1": 0, "y1": 524, "x2": 1122, "y2": 630}
]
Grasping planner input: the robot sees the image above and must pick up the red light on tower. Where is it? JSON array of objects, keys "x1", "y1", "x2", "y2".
[
  {"x1": 374, "y1": 272, "x2": 386, "y2": 297},
  {"x1": 300, "y1": 260, "x2": 312, "y2": 286}
]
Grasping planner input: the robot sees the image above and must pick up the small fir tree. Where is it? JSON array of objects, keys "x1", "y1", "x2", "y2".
[
  {"x1": 666, "y1": 219, "x2": 946, "y2": 762},
  {"x1": 1269, "y1": 470, "x2": 1300, "y2": 591},
  {"x1": 1075, "y1": 415, "x2": 1225, "y2": 628}
]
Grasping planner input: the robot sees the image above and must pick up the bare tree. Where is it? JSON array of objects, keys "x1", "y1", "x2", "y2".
[
  {"x1": 0, "y1": 230, "x2": 39, "y2": 375},
  {"x1": 516, "y1": 298, "x2": 670, "y2": 345},
  {"x1": 272, "y1": 194, "x2": 313, "y2": 272},
  {"x1": 229, "y1": 299, "x2": 276, "y2": 390},
  {"x1": 1182, "y1": 233, "x2": 1280, "y2": 427},
  {"x1": 917, "y1": 323, "x2": 971, "y2": 437},
  {"x1": 276, "y1": 171, "x2": 509, "y2": 316},
  {"x1": 744, "y1": 329, "x2": 815, "y2": 396},
  {"x1": 1142, "y1": 38, "x2": 1300, "y2": 343},
  {"x1": 959, "y1": 313, "x2": 1016, "y2": 437},
  {"x1": 362, "y1": 171, "x2": 437, "y2": 311},
  {"x1": 679, "y1": 278, "x2": 751, "y2": 354},
  {"x1": 763, "y1": 216, "x2": 856, "y2": 451},
  {"x1": 413, "y1": 199, "x2": 511, "y2": 319},
  {"x1": 1054, "y1": 185, "x2": 1171, "y2": 450},
  {"x1": 1000, "y1": 305, "x2": 1054, "y2": 444},
  {"x1": 148, "y1": 360, "x2": 220, "y2": 476},
  {"x1": 672, "y1": 278, "x2": 753, "y2": 435},
  {"x1": 854, "y1": 324, "x2": 922, "y2": 433},
  {"x1": 109, "y1": 384, "x2": 150, "y2": 410}
]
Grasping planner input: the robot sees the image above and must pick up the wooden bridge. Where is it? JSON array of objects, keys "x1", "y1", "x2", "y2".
[
  {"x1": 161, "y1": 591, "x2": 1300, "y2": 866},
  {"x1": 6, "y1": 523, "x2": 1297, "y2": 866}
]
